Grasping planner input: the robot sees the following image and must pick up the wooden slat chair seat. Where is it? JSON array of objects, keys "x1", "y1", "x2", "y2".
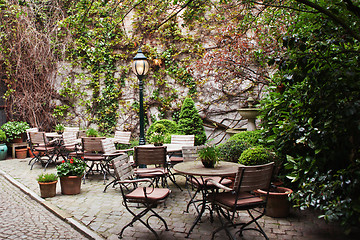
[
  {"x1": 112, "y1": 154, "x2": 170, "y2": 239},
  {"x1": 208, "y1": 162, "x2": 275, "y2": 240}
]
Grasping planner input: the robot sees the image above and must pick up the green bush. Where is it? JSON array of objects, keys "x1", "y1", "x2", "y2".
[
  {"x1": 238, "y1": 146, "x2": 274, "y2": 166},
  {"x1": 177, "y1": 97, "x2": 207, "y2": 145},
  {"x1": 217, "y1": 139, "x2": 250, "y2": 163},
  {"x1": 229, "y1": 130, "x2": 264, "y2": 146},
  {"x1": 147, "y1": 119, "x2": 178, "y2": 144},
  {"x1": 0, "y1": 121, "x2": 30, "y2": 142},
  {"x1": 0, "y1": 130, "x2": 6, "y2": 143}
]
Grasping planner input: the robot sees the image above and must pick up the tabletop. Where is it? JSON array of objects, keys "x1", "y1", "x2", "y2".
[{"x1": 173, "y1": 161, "x2": 243, "y2": 177}]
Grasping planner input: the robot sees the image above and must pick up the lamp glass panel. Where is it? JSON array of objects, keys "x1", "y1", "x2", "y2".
[{"x1": 132, "y1": 59, "x2": 149, "y2": 76}]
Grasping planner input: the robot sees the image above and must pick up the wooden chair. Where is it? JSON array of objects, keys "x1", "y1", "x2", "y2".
[
  {"x1": 112, "y1": 154, "x2": 170, "y2": 239},
  {"x1": 81, "y1": 137, "x2": 107, "y2": 183},
  {"x1": 113, "y1": 130, "x2": 131, "y2": 145},
  {"x1": 169, "y1": 135, "x2": 195, "y2": 164},
  {"x1": 209, "y1": 162, "x2": 274, "y2": 240},
  {"x1": 61, "y1": 131, "x2": 81, "y2": 158},
  {"x1": 133, "y1": 146, "x2": 169, "y2": 188},
  {"x1": 26, "y1": 128, "x2": 39, "y2": 165},
  {"x1": 28, "y1": 132, "x2": 57, "y2": 170}
]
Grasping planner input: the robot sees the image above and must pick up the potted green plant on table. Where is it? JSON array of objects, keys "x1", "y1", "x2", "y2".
[
  {"x1": 0, "y1": 121, "x2": 30, "y2": 143},
  {"x1": 37, "y1": 173, "x2": 58, "y2": 198},
  {"x1": 0, "y1": 130, "x2": 8, "y2": 160},
  {"x1": 86, "y1": 128, "x2": 99, "y2": 137},
  {"x1": 239, "y1": 146, "x2": 293, "y2": 218},
  {"x1": 55, "y1": 124, "x2": 65, "y2": 134},
  {"x1": 149, "y1": 132, "x2": 165, "y2": 146},
  {"x1": 197, "y1": 145, "x2": 219, "y2": 168},
  {"x1": 56, "y1": 157, "x2": 87, "y2": 195}
]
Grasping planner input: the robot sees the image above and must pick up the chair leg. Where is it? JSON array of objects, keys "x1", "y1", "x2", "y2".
[
  {"x1": 237, "y1": 209, "x2": 269, "y2": 240},
  {"x1": 211, "y1": 205, "x2": 236, "y2": 240}
]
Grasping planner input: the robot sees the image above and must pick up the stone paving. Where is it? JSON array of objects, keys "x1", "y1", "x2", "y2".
[{"x1": 0, "y1": 157, "x2": 358, "y2": 240}]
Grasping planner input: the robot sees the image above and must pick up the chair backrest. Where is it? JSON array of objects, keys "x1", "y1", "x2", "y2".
[
  {"x1": 112, "y1": 154, "x2": 133, "y2": 181},
  {"x1": 113, "y1": 131, "x2": 131, "y2": 144},
  {"x1": 82, "y1": 137, "x2": 106, "y2": 153},
  {"x1": 182, "y1": 145, "x2": 205, "y2": 162},
  {"x1": 134, "y1": 146, "x2": 167, "y2": 166},
  {"x1": 101, "y1": 138, "x2": 117, "y2": 154},
  {"x1": 29, "y1": 131, "x2": 47, "y2": 145},
  {"x1": 233, "y1": 162, "x2": 274, "y2": 193},
  {"x1": 62, "y1": 131, "x2": 77, "y2": 145},
  {"x1": 26, "y1": 128, "x2": 39, "y2": 140},
  {"x1": 171, "y1": 135, "x2": 195, "y2": 146},
  {"x1": 64, "y1": 127, "x2": 79, "y2": 133}
]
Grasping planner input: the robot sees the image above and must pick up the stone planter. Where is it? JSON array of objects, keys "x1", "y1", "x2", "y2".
[
  {"x1": 16, "y1": 147, "x2": 28, "y2": 159},
  {"x1": 60, "y1": 176, "x2": 82, "y2": 195},
  {"x1": 255, "y1": 187, "x2": 293, "y2": 218},
  {"x1": 38, "y1": 181, "x2": 57, "y2": 198}
]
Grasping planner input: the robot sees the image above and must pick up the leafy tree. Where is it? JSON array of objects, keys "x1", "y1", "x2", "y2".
[
  {"x1": 260, "y1": 0, "x2": 360, "y2": 232},
  {"x1": 177, "y1": 97, "x2": 207, "y2": 145}
]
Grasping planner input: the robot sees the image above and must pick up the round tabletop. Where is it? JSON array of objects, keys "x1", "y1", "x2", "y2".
[{"x1": 173, "y1": 161, "x2": 243, "y2": 177}]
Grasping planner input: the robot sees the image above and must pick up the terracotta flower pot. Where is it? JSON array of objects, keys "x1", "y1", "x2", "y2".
[
  {"x1": 255, "y1": 187, "x2": 293, "y2": 218},
  {"x1": 38, "y1": 181, "x2": 57, "y2": 198},
  {"x1": 16, "y1": 148, "x2": 28, "y2": 159},
  {"x1": 60, "y1": 176, "x2": 82, "y2": 195}
]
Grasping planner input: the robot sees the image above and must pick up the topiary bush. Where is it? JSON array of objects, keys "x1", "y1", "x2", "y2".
[
  {"x1": 229, "y1": 130, "x2": 264, "y2": 146},
  {"x1": 146, "y1": 119, "x2": 178, "y2": 144},
  {"x1": 217, "y1": 139, "x2": 250, "y2": 163},
  {"x1": 238, "y1": 146, "x2": 275, "y2": 166},
  {"x1": 177, "y1": 97, "x2": 207, "y2": 145}
]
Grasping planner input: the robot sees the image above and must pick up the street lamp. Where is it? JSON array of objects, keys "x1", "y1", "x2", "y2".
[{"x1": 132, "y1": 48, "x2": 149, "y2": 145}]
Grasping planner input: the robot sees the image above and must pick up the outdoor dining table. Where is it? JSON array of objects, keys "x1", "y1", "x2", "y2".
[{"x1": 173, "y1": 160, "x2": 243, "y2": 237}]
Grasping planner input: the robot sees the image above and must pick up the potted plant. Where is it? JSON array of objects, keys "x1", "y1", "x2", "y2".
[
  {"x1": 86, "y1": 128, "x2": 99, "y2": 137},
  {"x1": 55, "y1": 124, "x2": 65, "y2": 134},
  {"x1": 56, "y1": 157, "x2": 87, "y2": 195},
  {"x1": 239, "y1": 146, "x2": 293, "y2": 218},
  {"x1": 0, "y1": 121, "x2": 30, "y2": 143},
  {"x1": 197, "y1": 144, "x2": 219, "y2": 168},
  {"x1": 0, "y1": 130, "x2": 8, "y2": 160},
  {"x1": 37, "y1": 173, "x2": 58, "y2": 198},
  {"x1": 150, "y1": 132, "x2": 165, "y2": 146}
]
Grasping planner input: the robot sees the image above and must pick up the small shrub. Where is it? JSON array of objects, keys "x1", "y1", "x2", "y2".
[
  {"x1": 217, "y1": 139, "x2": 250, "y2": 163},
  {"x1": 0, "y1": 121, "x2": 30, "y2": 142},
  {"x1": 147, "y1": 120, "x2": 178, "y2": 144},
  {"x1": 0, "y1": 130, "x2": 6, "y2": 143},
  {"x1": 238, "y1": 146, "x2": 275, "y2": 166},
  {"x1": 37, "y1": 173, "x2": 58, "y2": 182},
  {"x1": 229, "y1": 130, "x2": 264, "y2": 146}
]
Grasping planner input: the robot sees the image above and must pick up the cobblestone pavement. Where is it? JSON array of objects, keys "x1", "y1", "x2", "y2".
[
  {"x1": 0, "y1": 158, "x2": 358, "y2": 240},
  {"x1": 0, "y1": 174, "x2": 88, "y2": 239}
]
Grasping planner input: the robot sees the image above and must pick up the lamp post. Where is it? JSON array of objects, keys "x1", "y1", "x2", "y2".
[{"x1": 132, "y1": 48, "x2": 149, "y2": 145}]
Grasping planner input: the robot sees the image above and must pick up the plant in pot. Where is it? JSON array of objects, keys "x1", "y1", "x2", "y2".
[
  {"x1": 0, "y1": 130, "x2": 8, "y2": 160},
  {"x1": 86, "y1": 128, "x2": 99, "y2": 137},
  {"x1": 37, "y1": 173, "x2": 58, "y2": 198},
  {"x1": 0, "y1": 121, "x2": 30, "y2": 143},
  {"x1": 56, "y1": 157, "x2": 87, "y2": 195},
  {"x1": 149, "y1": 132, "x2": 165, "y2": 146},
  {"x1": 55, "y1": 124, "x2": 65, "y2": 134},
  {"x1": 197, "y1": 144, "x2": 219, "y2": 168},
  {"x1": 238, "y1": 146, "x2": 293, "y2": 218}
]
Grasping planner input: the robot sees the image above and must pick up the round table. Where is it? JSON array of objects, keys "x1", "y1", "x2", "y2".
[
  {"x1": 173, "y1": 160, "x2": 242, "y2": 177},
  {"x1": 173, "y1": 160, "x2": 243, "y2": 237}
]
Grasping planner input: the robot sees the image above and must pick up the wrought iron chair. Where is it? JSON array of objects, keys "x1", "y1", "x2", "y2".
[
  {"x1": 26, "y1": 127, "x2": 39, "y2": 165},
  {"x1": 112, "y1": 154, "x2": 170, "y2": 239},
  {"x1": 209, "y1": 162, "x2": 274, "y2": 240},
  {"x1": 61, "y1": 131, "x2": 81, "y2": 158},
  {"x1": 133, "y1": 146, "x2": 169, "y2": 188},
  {"x1": 28, "y1": 132, "x2": 57, "y2": 170}
]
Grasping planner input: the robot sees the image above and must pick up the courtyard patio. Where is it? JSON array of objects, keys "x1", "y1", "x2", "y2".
[{"x1": 0, "y1": 156, "x2": 357, "y2": 240}]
